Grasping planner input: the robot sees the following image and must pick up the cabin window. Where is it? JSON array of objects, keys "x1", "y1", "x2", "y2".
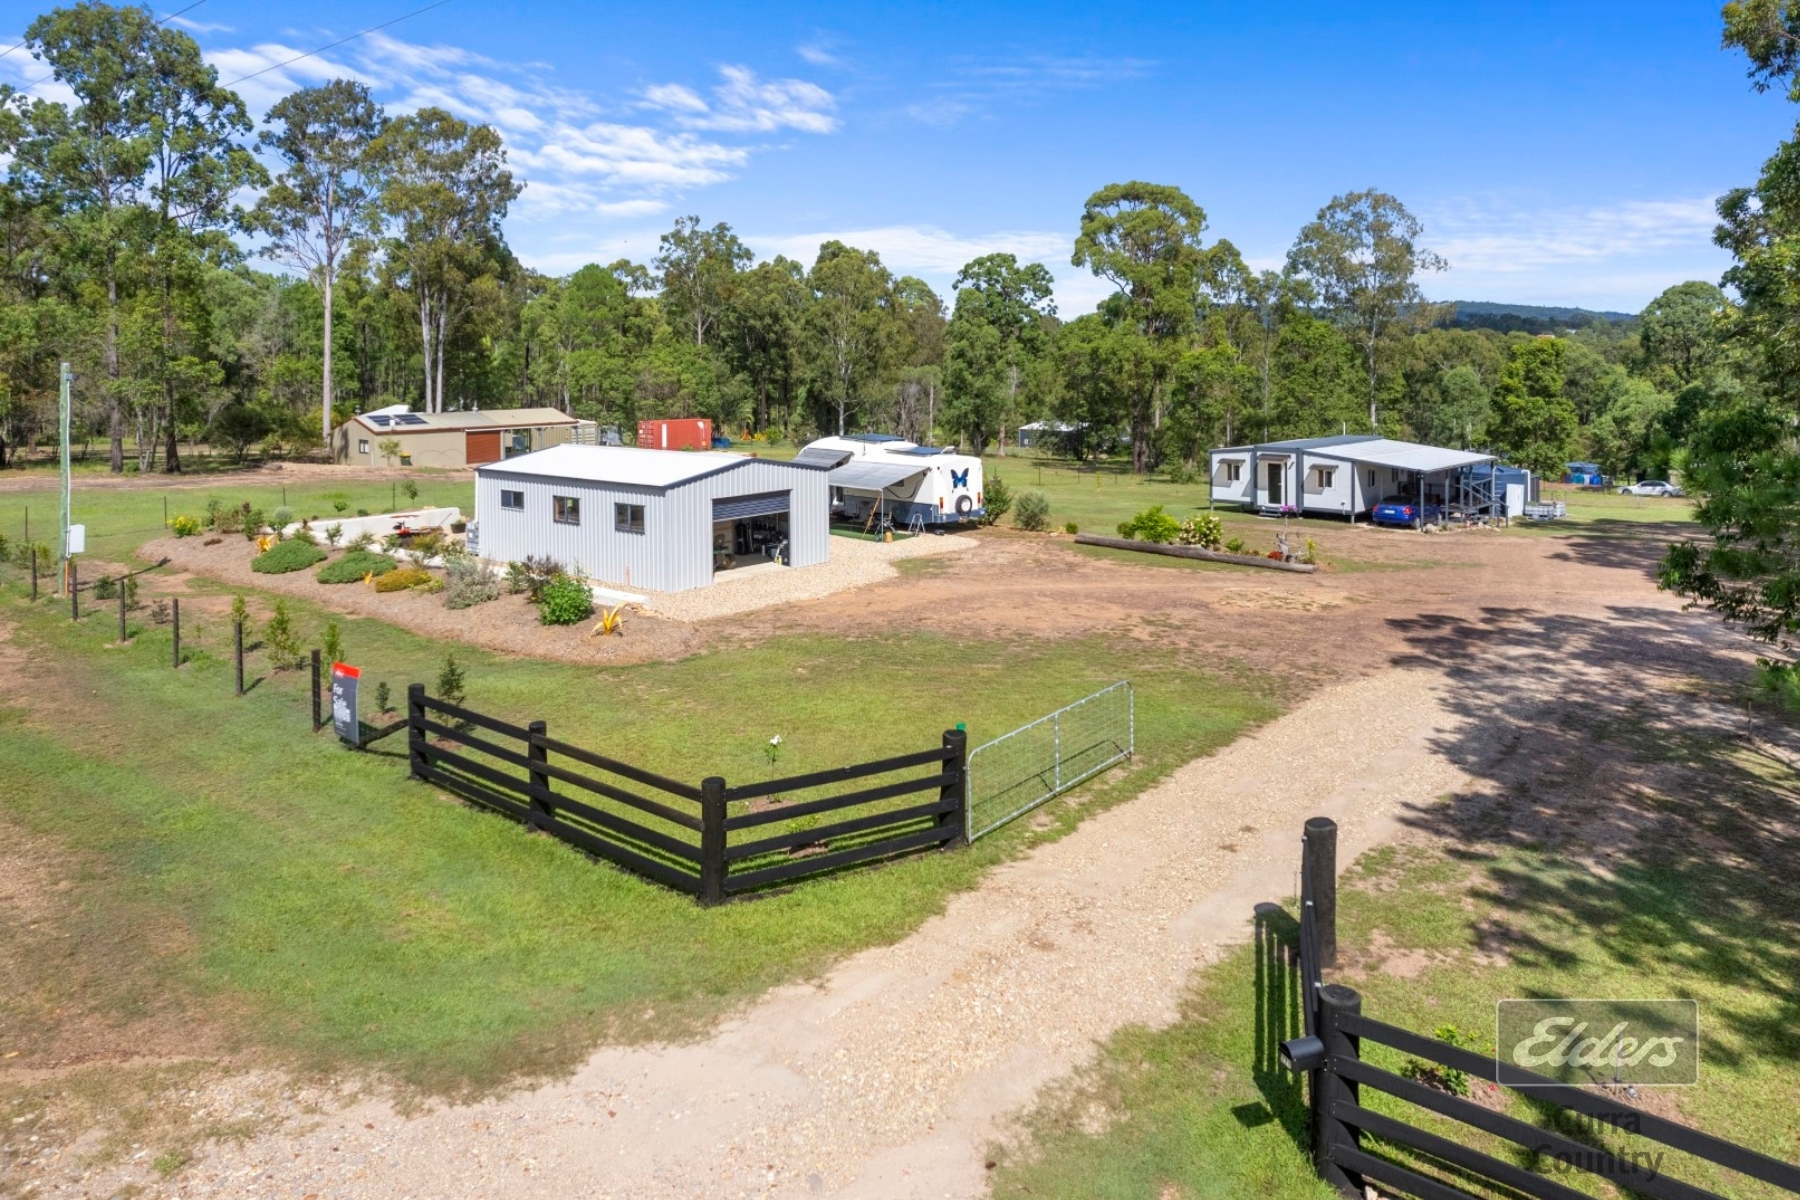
[
  {"x1": 1223, "y1": 460, "x2": 1242, "y2": 483},
  {"x1": 553, "y1": 495, "x2": 581, "y2": 525},
  {"x1": 615, "y1": 502, "x2": 645, "y2": 534},
  {"x1": 1366, "y1": 468, "x2": 1377, "y2": 488},
  {"x1": 1313, "y1": 467, "x2": 1336, "y2": 488},
  {"x1": 500, "y1": 490, "x2": 524, "y2": 511},
  {"x1": 358, "y1": 439, "x2": 370, "y2": 455}
]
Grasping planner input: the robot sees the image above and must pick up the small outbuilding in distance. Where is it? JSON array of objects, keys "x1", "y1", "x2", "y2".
[
  {"x1": 1208, "y1": 435, "x2": 1534, "y2": 524},
  {"x1": 332, "y1": 405, "x2": 586, "y2": 468},
  {"x1": 471, "y1": 444, "x2": 832, "y2": 593}
]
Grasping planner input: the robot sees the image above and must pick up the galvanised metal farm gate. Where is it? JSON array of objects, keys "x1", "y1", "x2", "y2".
[{"x1": 965, "y1": 681, "x2": 1133, "y2": 841}]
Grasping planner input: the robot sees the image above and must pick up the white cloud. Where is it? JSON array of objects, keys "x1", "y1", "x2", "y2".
[
  {"x1": 906, "y1": 54, "x2": 1156, "y2": 125},
  {"x1": 1425, "y1": 196, "x2": 1718, "y2": 273},
  {"x1": 796, "y1": 42, "x2": 842, "y2": 67},
  {"x1": 169, "y1": 16, "x2": 235, "y2": 34},
  {"x1": 642, "y1": 64, "x2": 839, "y2": 134},
  {"x1": 751, "y1": 225, "x2": 1066, "y2": 275},
  {"x1": 1417, "y1": 195, "x2": 1729, "y2": 309}
]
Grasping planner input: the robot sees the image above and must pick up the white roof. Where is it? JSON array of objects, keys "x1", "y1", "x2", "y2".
[
  {"x1": 477, "y1": 443, "x2": 754, "y2": 488},
  {"x1": 1313, "y1": 439, "x2": 1494, "y2": 472}
]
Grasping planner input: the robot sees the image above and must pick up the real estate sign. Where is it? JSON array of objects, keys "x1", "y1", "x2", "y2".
[{"x1": 331, "y1": 662, "x2": 360, "y2": 745}]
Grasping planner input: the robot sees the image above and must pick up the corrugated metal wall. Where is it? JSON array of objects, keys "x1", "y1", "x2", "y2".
[{"x1": 474, "y1": 457, "x2": 829, "y2": 592}]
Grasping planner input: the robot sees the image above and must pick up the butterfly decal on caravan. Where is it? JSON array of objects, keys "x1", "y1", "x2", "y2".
[{"x1": 950, "y1": 468, "x2": 969, "y2": 489}]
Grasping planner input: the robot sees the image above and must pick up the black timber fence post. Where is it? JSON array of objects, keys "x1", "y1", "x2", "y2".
[
  {"x1": 29, "y1": 546, "x2": 36, "y2": 601},
  {"x1": 117, "y1": 585, "x2": 127, "y2": 642},
  {"x1": 1313, "y1": 983, "x2": 1364, "y2": 1196},
  {"x1": 311, "y1": 650, "x2": 323, "y2": 731},
  {"x1": 699, "y1": 776, "x2": 727, "y2": 905},
  {"x1": 1303, "y1": 816, "x2": 1338, "y2": 968},
  {"x1": 69, "y1": 558, "x2": 77, "y2": 621},
  {"x1": 527, "y1": 720, "x2": 553, "y2": 829},
  {"x1": 171, "y1": 598, "x2": 180, "y2": 668},
  {"x1": 940, "y1": 727, "x2": 968, "y2": 845},
  {"x1": 234, "y1": 620, "x2": 245, "y2": 696},
  {"x1": 407, "y1": 684, "x2": 427, "y2": 780}
]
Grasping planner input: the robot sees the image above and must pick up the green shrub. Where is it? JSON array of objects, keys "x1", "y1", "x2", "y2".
[
  {"x1": 981, "y1": 476, "x2": 1014, "y2": 526},
  {"x1": 508, "y1": 555, "x2": 564, "y2": 601},
  {"x1": 94, "y1": 575, "x2": 118, "y2": 600},
  {"x1": 444, "y1": 557, "x2": 500, "y2": 609},
  {"x1": 213, "y1": 503, "x2": 243, "y2": 534},
  {"x1": 1224, "y1": 536, "x2": 1246, "y2": 554},
  {"x1": 374, "y1": 566, "x2": 434, "y2": 593},
  {"x1": 324, "y1": 522, "x2": 344, "y2": 546},
  {"x1": 170, "y1": 514, "x2": 202, "y2": 537},
  {"x1": 402, "y1": 480, "x2": 420, "y2": 504},
  {"x1": 1118, "y1": 504, "x2": 1181, "y2": 543},
  {"x1": 436, "y1": 654, "x2": 467, "y2": 708},
  {"x1": 321, "y1": 621, "x2": 343, "y2": 666},
  {"x1": 242, "y1": 507, "x2": 266, "y2": 540},
  {"x1": 271, "y1": 506, "x2": 294, "y2": 528},
  {"x1": 317, "y1": 551, "x2": 397, "y2": 584},
  {"x1": 346, "y1": 531, "x2": 375, "y2": 552},
  {"x1": 1013, "y1": 490, "x2": 1051, "y2": 532},
  {"x1": 1063, "y1": 521, "x2": 1079, "y2": 535},
  {"x1": 251, "y1": 539, "x2": 327, "y2": 574},
  {"x1": 332, "y1": 499, "x2": 349, "y2": 514},
  {"x1": 1177, "y1": 512, "x2": 1224, "y2": 550},
  {"x1": 538, "y1": 574, "x2": 593, "y2": 625},
  {"x1": 264, "y1": 599, "x2": 304, "y2": 670}
]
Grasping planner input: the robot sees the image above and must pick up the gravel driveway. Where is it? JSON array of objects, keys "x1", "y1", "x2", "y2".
[{"x1": 116, "y1": 665, "x2": 1470, "y2": 1200}]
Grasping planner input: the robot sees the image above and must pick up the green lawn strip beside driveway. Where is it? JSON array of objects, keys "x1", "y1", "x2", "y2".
[{"x1": 0, "y1": 573, "x2": 1278, "y2": 1095}]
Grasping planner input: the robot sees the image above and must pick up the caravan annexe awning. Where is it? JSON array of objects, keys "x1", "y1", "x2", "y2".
[{"x1": 827, "y1": 460, "x2": 930, "y2": 492}]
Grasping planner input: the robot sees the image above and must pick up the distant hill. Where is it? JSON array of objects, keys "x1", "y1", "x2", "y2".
[{"x1": 1441, "y1": 301, "x2": 1638, "y2": 334}]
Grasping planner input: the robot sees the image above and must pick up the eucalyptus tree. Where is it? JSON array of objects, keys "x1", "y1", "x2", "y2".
[
  {"x1": 373, "y1": 107, "x2": 520, "y2": 412},
  {"x1": 18, "y1": 1, "x2": 164, "y2": 471},
  {"x1": 806, "y1": 241, "x2": 893, "y2": 435},
  {"x1": 1071, "y1": 181, "x2": 1211, "y2": 471},
  {"x1": 722, "y1": 255, "x2": 808, "y2": 432},
  {"x1": 1285, "y1": 189, "x2": 1446, "y2": 432},
  {"x1": 654, "y1": 216, "x2": 751, "y2": 349},
  {"x1": 946, "y1": 253, "x2": 1054, "y2": 455},
  {"x1": 248, "y1": 80, "x2": 386, "y2": 445},
  {"x1": 1638, "y1": 281, "x2": 1727, "y2": 389}
]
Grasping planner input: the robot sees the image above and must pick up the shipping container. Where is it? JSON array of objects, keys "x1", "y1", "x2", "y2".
[{"x1": 636, "y1": 418, "x2": 712, "y2": 451}]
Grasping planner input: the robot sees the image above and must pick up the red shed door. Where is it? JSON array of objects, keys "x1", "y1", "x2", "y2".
[{"x1": 465, "y1": 430, "x2": 502, "y2": 465}]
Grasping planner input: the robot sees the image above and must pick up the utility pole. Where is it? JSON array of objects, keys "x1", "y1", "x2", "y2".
[{"x1": 59, "y1": 363, "x2": 71, "y2": 593}]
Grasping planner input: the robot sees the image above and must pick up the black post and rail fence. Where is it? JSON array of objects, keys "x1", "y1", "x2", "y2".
[
  {"x1": 1279, "y1": 818, "x2": 1800, "y2": 1200},
  {"x1": 405, "y1": 685, "x2": 968, "y2": 903}
]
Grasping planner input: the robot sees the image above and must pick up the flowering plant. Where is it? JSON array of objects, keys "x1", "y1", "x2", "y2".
[{"x1": 764, "y1": 734, "x2": 783, "y2": 772}]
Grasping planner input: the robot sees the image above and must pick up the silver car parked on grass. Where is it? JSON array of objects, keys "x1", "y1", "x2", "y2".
[{"x1": 1617, "y1": 479, "x2": 1685, "y2": 497}]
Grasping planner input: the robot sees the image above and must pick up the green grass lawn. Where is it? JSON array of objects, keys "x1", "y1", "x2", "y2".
[{"x1": 0, "y1": 549, "x2": 1279, "y2": 1095}]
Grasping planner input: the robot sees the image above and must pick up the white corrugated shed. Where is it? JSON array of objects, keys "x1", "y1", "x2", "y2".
[{"x1": 473, "y1": 449, "x2": 830, "y2": 592}]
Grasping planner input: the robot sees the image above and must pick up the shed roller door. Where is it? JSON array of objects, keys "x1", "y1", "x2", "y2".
[{"x1": 712, "y1": 491, "x2": 789, "y2": 521}]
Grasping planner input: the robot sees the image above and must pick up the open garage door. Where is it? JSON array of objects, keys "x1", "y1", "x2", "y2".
[{"x1": 712, "y1": 491, "x2": 789, "y2": 521}]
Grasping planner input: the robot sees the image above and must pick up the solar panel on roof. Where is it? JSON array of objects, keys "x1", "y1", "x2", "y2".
[
  {"x1": 365, "y1": 415, "x2": 390, "y2": 427},
  {"x1": 395, "y1": 414, "x2": 428, "y2": 426}
]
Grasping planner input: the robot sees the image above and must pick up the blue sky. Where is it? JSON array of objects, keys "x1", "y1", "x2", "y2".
[{"x1": 4, "y1": 0, "x2": 1790, "y2": 314}]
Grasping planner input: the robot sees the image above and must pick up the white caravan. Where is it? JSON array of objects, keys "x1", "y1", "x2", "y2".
[{"x1": 798, "y1": 434, "x2": 987, "y2": 528}]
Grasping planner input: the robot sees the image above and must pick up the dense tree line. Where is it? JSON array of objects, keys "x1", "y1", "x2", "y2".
[{"x1": 0, "y1": 2, "x2": 1742, "y2": 480}]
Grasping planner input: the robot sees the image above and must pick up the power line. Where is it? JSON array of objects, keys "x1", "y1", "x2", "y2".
[
  {"x1": 3, "y1": 0, "x2": 211, "y2": 95},
  {"x1": 219, "y1": 0, "x2": 453, "y2": 87}
]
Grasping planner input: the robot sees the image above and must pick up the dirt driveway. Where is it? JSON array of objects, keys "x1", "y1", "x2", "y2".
[{"x1": 3, "y1": 519, "x2": 1759, "y2": 1199}]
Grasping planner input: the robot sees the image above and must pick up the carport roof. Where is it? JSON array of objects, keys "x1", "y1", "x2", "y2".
[
  {"x1": 828, "y1": 459, "x2": 929, "y2": 491},
  {"x1": 1311, "y1": 439, "x2": 1494, "y2": 472}
]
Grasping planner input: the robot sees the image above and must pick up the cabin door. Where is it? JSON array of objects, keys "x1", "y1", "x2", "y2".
[{"x1": 1266, "y1": 461, "x2": 1284, "y2": 505}]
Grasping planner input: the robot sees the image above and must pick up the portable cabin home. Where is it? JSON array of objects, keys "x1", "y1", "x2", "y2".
[
  {"x1": 332, "y1": 406, "x2": 581, "y2": 468},
  {"x1": 1209, "y1": 436, "x2": 1500, "y2": 520},
  {"x1": 800, "y1": 434, "x2": 987, "y2": 527},
  {"x1": 471, "y1": 444, "x2": 831, "y2": 593}
]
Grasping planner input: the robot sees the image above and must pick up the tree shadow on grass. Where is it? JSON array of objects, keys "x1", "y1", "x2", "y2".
[{"x1": 1383, "y1": 602, "x2": 1800, "y2": 1073}]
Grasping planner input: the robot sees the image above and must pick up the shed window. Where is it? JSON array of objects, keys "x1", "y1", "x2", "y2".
[
  {"x1": 1313, "y1": 466, "x2": 1336, "y2": 488},
  {"x1": 553, "y1": 495, "x2": 581, "y2": 525},
  {"x1": 500, "y1": 489, "x2": 524, "y2": 511},
  {"x1": 358, "y1": 439, "x2": 370, "y2": 455},
  {"x1": 1223, "y1": 460, "x2": 1242, "y2": 483},
  {"x1": 615, "y1": 502, "x2": 645, "y2": 534}
]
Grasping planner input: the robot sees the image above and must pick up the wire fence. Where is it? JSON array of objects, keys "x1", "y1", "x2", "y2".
[{"x1": 966, "y1": 681, "x2": 1133, "y2": 841}]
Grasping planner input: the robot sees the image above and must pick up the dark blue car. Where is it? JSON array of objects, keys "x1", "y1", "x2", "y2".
[{"x1": 1370, "y1": 495, "x2": 1442, "y2": 527}]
